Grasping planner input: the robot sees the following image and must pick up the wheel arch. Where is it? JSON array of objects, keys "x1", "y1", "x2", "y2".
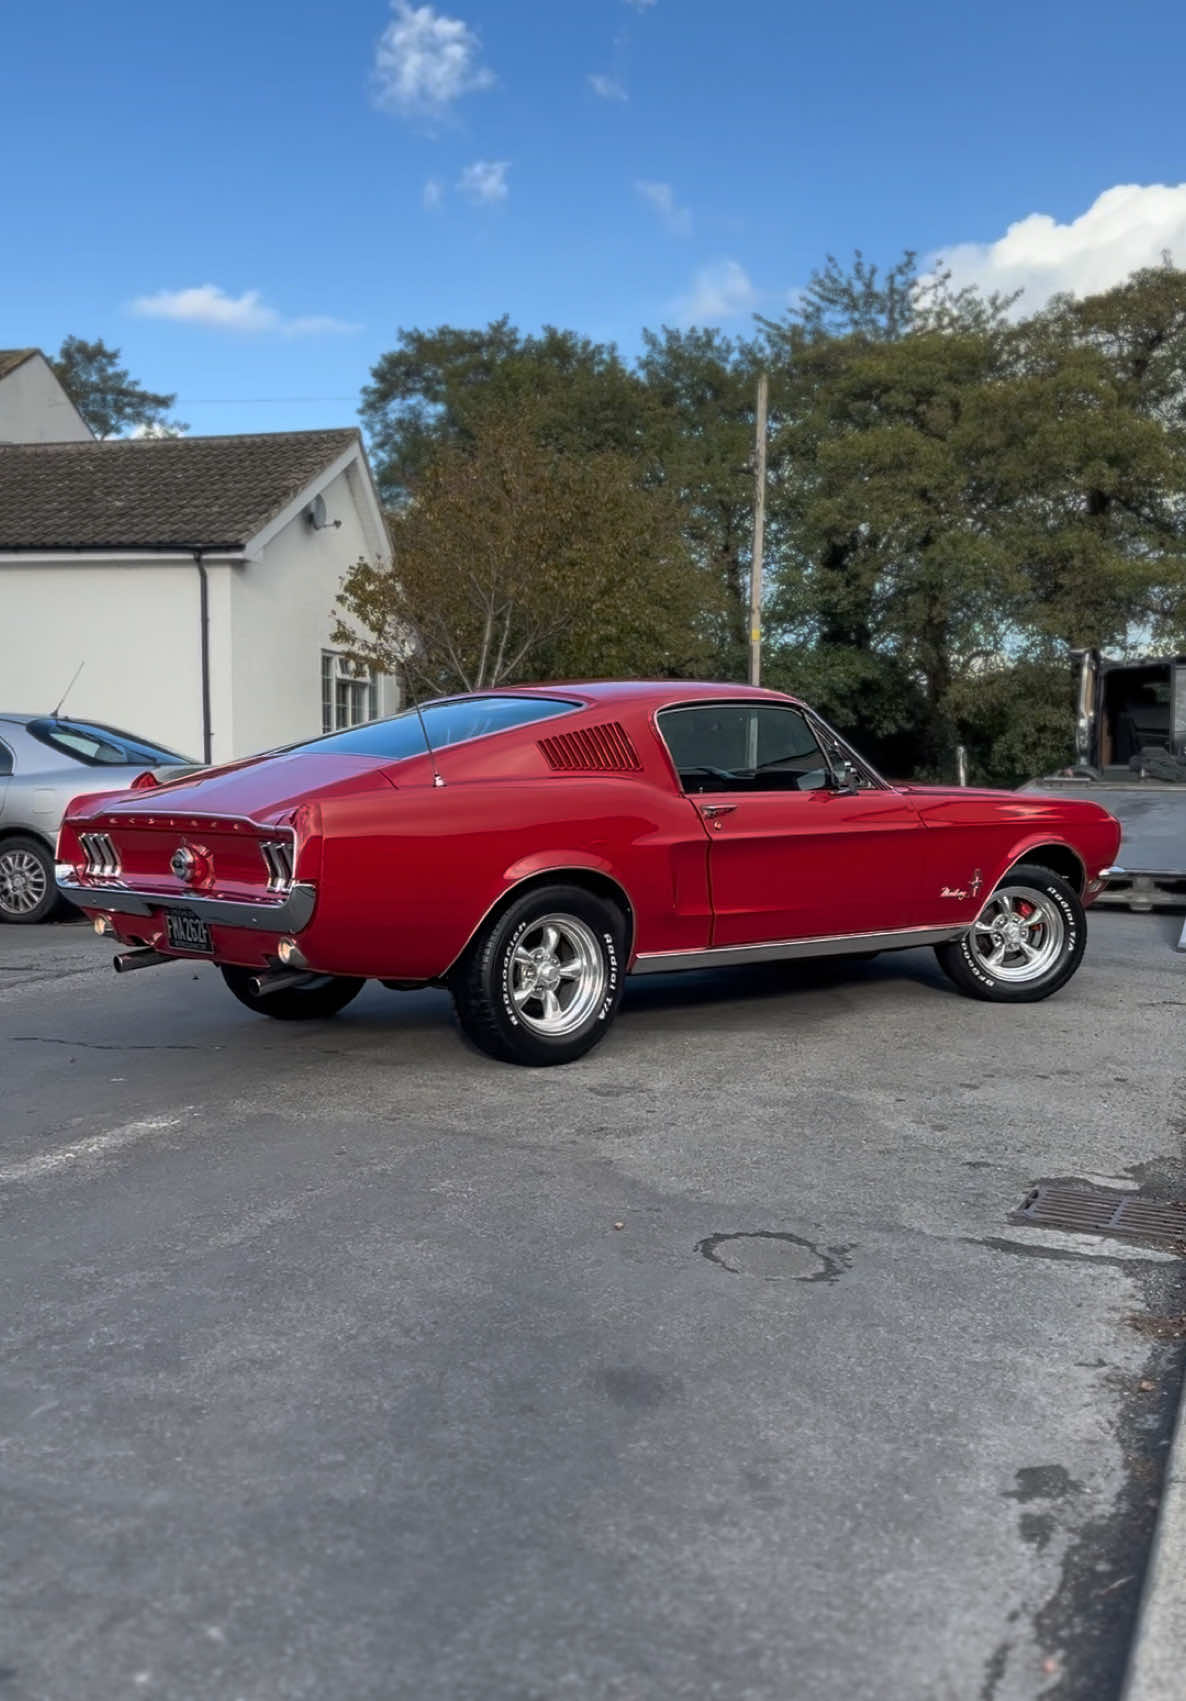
[
  {"x1": 0, "y1": 824, "x2": 55, "y2": 852},
  {"x1": 447, "y1": 865, "x2": 637, "y2": 973},
  {"x1": 998, "y1": 840, "x2": 1086, "y2": 893}
]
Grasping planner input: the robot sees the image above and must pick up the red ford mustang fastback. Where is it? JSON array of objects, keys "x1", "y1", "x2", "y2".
[{"x1": 57, "y1": 681, "x2": 1122, "y2": 1066}]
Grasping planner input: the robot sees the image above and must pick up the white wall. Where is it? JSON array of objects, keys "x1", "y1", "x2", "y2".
[
  {"x1": 0, "y1": 355, "x2": 92, "y2": 443},
  {"x1": 0, "y1": 452, "x2": 396, "y2": 766},
  {"x1": 227, "y1": 462, "x2": 397, "y2": 758},
  {"x1": 0, "y1": 560, "x2": 206, "y2": 758}
]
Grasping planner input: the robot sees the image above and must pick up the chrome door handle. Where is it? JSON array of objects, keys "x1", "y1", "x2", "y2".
[{"x1": 699, "y1": 803, "x2": 737, "y2": 819}]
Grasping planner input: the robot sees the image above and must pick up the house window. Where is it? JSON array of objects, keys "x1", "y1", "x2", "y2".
[{"x1": 321, "y1": 652, "x2": 378, "y2": 733}]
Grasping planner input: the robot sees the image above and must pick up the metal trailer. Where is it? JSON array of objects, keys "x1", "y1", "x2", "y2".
[{"x1": 1018, "y1": 648, "x2": 1186, "y2": 951}]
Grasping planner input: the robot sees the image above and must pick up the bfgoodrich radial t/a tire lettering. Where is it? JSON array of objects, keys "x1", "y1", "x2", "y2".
[
  {"x1": 451, "y1": 883, "x2": 627, "y2": 1066},
  {"x1": 934, "y1": 864, "x2": 1086, "y2": 1003}
]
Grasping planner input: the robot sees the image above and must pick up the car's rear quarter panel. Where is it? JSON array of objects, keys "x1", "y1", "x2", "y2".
[{"x1": 309, "y1": 763, "x2": 710, "y2": 980}]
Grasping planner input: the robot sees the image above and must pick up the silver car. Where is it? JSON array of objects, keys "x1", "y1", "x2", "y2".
[{"x1": 0, "y1": 715, "x2": 198, "y2": 923}]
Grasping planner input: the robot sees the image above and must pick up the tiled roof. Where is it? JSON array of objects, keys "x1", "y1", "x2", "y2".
[
  {"x1": 0, "y1": 349, "x2": 38, "y2": 382},
  {"x1": 0, "y1": 429, "x2": 361, "y2": 552}
]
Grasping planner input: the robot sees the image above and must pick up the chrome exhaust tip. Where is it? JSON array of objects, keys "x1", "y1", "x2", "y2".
[
  {"x1": 113, "y1": 948, "x2": 175, "y2": 974},
  {"x1": 248, "y1": 969, "x2": 323, "y2": 998}
]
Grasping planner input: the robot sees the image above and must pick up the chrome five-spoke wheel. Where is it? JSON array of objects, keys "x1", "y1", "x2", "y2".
[
  {"x1": 967, "y1": 886, "x2": 1065, "y2": 983},
  {"x1": 452, "y1": 883, "x2": 627, "y2": 1065},
  {"x1": 509, "y1": 914, "x2": 608, "y2": 1037},
  {"x1": 934, "y1": 862, "x2": 1086, "y2": 1003}
]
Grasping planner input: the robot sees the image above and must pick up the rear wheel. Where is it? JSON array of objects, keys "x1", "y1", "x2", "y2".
[
  {"x1": 220, "y1": 965, "x2": 365, "y2": 1021},
  {"x1": 934, "y1": 864, "x2": 1085, "y2": 1003},
  {"x1": 452, "y1": 884, "x2": 627, "y2": 1066},
  {"x1": 0, "y1": 835, "x2": 58, "y2": 925}
]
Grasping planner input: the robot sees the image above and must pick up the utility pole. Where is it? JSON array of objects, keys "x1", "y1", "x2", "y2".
[{"x1": 748, "y1": 370, "x2": 768, "y2": 687}]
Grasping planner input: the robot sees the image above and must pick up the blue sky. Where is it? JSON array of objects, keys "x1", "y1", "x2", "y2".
[{"x1": 4, "y1": 0, "x2": 1186, "y2": 437}]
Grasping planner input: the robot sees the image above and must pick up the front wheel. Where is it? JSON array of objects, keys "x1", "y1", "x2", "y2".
[
  {"x1": 934, "y1": 864, "x2": 1086, "y2": 1003},
  {"x1": 451, "y1": 884, "x2": 627, "y2": 1065},
  {"x1": 220, "y1": 965, "x2": 365, "y2": 1021}
]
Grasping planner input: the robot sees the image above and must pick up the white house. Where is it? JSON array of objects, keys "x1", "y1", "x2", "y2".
[
  {"x1": 0, "y1": 425, "x2": 397, "y2": 763},
  {"x1": 0, "y1": 348, "x2": 93, "y2": 443}
]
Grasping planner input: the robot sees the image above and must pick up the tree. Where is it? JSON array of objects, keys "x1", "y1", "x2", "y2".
[
  {"x1": 353, "y1": 256, "x2": 1186, "y2": 785},
  {"x1": 637, "y1": 325, "x2": 767, "y2": 678},
  {"x1": 995, "y1": 263, "x2": 1186, "y2": 652},
  {"x1": 758, "y1": 254, "x2": 1021, "y2": 772},
  {"x1": 50, "y1": 336, "x2": 184, "y2": 439},
  {"x1": 360, "y1": 320, "x2": 652, "y2": 504},
  {"x1": 335, "y1": 404, "x2": 715, "y2": 698}
]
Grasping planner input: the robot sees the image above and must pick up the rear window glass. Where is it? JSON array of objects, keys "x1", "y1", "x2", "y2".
[
  {"x1": 24, "y1": 719, "x2": 188, "y2": 767},
  {"x1": 295, "y1": 695, "x2": 577, "y2": 759}
]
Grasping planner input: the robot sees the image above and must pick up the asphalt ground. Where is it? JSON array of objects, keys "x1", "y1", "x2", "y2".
[{"x1": 2, "y1": 909, "x2": 1185, "y2": 1701}]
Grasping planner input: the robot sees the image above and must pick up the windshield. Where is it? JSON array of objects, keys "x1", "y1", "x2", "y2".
[
  {"x1": 25, "y1": 718, "x2": 191, "y2": 767},
  {"x1": 292, "y1": 695, "x2": 578, "y2": 759}
]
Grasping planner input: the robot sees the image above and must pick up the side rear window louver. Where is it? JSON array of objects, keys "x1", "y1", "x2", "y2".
[{"x1": 538, "y1": 721, "x2": 643, "y2": 774}]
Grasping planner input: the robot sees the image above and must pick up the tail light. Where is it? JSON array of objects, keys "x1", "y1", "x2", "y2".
[
  {"x1": 78, "y1": 832, "x2": 121, "y2": 877},
  {"x1": 259, "y1": 839, "x2": 294, "y2": 892},
  {"x1": 131, "y1": 770, "x2": 160, "y2": 791}
]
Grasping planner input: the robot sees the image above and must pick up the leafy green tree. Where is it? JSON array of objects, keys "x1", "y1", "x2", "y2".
[
  {"x1": 759, "y1": 255, "x2": 1020, "y2": 771},
  {"x1": 995, "y1": 263, "x2": 1186, "y2": 652},
  {"x1": 637, "y1": 325, "x2": 767, "y2": 676},
  {"x1": 946, "y1": 657, "x2": 1072, "y2": 786},
  {"x1": 51, "y1": 336, "x2": 184, "y2": 439},
  {"x1": 336, "y1": 404, "x2": 714, "y2": 697},
  {"x1": 353, "y1": 255, "x2": 1186, "y2": 784},
  {"x1": 360, "y1": 319, "x2": 651, "y2": 504}
]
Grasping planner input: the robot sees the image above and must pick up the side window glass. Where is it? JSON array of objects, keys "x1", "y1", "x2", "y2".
[
  {"x1": 0, "y1": 739, "x2": 12, "y2": 778},
  {"x1": 658, "y1": 705, "x2": 831, "y2": 793}
]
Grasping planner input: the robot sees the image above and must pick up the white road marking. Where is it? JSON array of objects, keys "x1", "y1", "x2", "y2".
[{"x1": 0, "y1": 1110, "x2": 192, "y2": 1187}]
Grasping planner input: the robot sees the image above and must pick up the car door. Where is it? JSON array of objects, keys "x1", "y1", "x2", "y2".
[
  {"x1": 0, "y1": 736, "x2": 12, "y2": 822},
  {"x1": 656, "y1": 701, "x2": 930, "y2": 946}
]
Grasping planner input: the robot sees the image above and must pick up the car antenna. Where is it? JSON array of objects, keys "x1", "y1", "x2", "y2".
[
  {"x1": 51, "y1": 660, "x2": 85, "y2": 719},
  {"x1": 412, "y1": 697, "x2": 445, "y2": 787}
]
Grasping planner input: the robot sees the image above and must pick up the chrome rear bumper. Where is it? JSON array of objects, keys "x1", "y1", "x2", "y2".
[{"x1": 56, "y1": 870, "x2": 316, "y2": 934}]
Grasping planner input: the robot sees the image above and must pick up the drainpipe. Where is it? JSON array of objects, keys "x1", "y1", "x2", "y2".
[{"x1": 192, "y1": 551, "x2": 212, "y2": 764}]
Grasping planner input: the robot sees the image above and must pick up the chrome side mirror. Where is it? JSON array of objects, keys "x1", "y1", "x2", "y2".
[{"x1": 831, "y1": 758, "x2": 858, "y2": 793}]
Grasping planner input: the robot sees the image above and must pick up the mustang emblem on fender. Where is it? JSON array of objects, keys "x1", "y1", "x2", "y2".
[{"x1": 941, "y1": 869, "x2": 983, "y2": 901}]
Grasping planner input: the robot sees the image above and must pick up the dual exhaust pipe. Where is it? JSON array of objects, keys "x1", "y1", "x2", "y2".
[{"x1": 112, "y1": 948, "x2": 321, "y2": 999}]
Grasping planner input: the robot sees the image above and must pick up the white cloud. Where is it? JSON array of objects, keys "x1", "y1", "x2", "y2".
[
  {"x1": 373, "y1": 1, "x2": 495, "y2": 121},
  {"x1": 935, "y1": 183, "x2": 1186, "y2": 309},
  {"x1": 673, "y1": 260, "x2": 757, "y2": 323},
  {"x1": 423, "y1": 176, "x2": 444, "y2": 209},
  {"x1": 130, "y1": 285, "x2": 359, "y2": 337},
  {"x1": 588, "y1": 73, "x2": 627, "y2": 101},
  {"x1": 458, "y1": 160, "x2": 510, "y2": 204},
  {"x1": 635, "y1": 179, "x2": 691, "y2": 236}
]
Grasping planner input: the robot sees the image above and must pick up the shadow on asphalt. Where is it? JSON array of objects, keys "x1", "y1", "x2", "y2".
[{"x1": 619, "y1": 949, "x2": 949, "y2": 1016}]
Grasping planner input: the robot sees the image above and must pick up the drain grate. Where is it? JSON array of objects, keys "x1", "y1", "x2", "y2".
[{"x1": 1012, "y1": 1183, "x2": 1186, "y2": 1251}]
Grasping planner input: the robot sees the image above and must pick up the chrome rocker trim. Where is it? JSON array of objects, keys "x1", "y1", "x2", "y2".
[
  {"x1": 632, "y1": 923, "x2": 965, "y2": 975},
  {"x1": 56, "y1": 870, "x2": 317, "y2": 934}
]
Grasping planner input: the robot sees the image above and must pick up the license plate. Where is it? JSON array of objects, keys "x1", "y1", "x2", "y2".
[{"x1": 166, "y1": 909, "x2": 213, "y2": 954}]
